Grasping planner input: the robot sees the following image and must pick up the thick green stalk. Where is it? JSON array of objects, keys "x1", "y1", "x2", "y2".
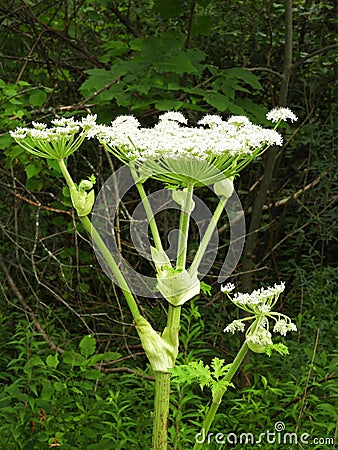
[
  {"x1": 176, "y1": 183, "x2": 194, "y2": 270},
  {"x1": 167, "y1": 304, "x2": 181, "y2": 330},
  {"x1": 57, "y1": 159, "x2": 140, "y2": 320},
  {"x1": 189, "y1": 197, "x2": 226, "y2": 276},
  {"x1": 152, "y1": 371, "x2": 171, "y2": 450},
  {"x1": 152, "y1": 299, "x2": 181, "y2": 450},
  {"x1": 192, "y1": 342, "x2": 249, "y2": 450}
]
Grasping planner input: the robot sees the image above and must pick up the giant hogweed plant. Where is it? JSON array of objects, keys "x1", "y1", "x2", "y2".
[{"x1": 11, "y1": 107, "x2": 298, "y2": 449}]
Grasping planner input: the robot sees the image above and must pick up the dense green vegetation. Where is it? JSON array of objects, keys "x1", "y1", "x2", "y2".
[{"x1": 0, "y1": 1, "x2": 337, "y2": 449}]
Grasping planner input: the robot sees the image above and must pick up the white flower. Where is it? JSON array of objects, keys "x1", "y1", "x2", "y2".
[
  {"x1": 258, "y1": 304, "x2": 271, "y2": 313},
  {"x1": 221, "y1": 283, "x2": 235, "y2": 293},
  {"x1": 246, "y1": 328, "x2": 273, "y2": 347},
  {"x1": 227, "y1": 116, "x2": 251, "y2": 127},
  {"x1": 159, "y1": 111, "x2": 187, "y2": 124},
  {"x1": 266, "y1": 107, "x2": 298, "y2": 123},
  {"x1": 111, "y1": 115, "x2": 140, "y2": 129},
  {"x1": 273, "y1": 319, "x2": 297, "y2": 336},
  {"x1": 95, "y1": 111, "x2": 286, "y2": 186},
  {"x1": 222, "y1": 281, "x2": 296, "y2": 354},
  {"x1": 81, "y1": 114, "x2": 97, "y2": 129},
  {"x1": 230, "y1": 283, "x2": 285, "y2": 312},
  {"x1": 198, "y1": 115, "x2": 224, "y2": 128},
  {"x1": 10, "y1": 114, "x2": 96, "y2": 160},
  {"x1": 9, "y1": 128, "x2": 27, "y2": 139},
  {"x1": 32, "y1": 122, "x2": 47, "y2": 130},
  {"x1": 52, "y1": 117, "x2": 77, "y2": 127},
  {"x1": 224, "y1": 320, "x2": 245, "y2": 334}
]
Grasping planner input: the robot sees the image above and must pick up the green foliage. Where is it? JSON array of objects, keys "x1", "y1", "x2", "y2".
[
  {"x1": 0, "y1": 0, "x2": 337, "y2": 448},
  {"x1": 0, "y1": 320, "x2": 156, "y2": 449},
  {"x1": 171, "y1": 358, "x2": 233, "y2": 394},
  {"x1": 79, "y1": 33, "x2": 265, "y2": 119}
]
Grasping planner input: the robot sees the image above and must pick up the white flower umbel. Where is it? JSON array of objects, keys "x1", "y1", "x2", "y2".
[
  {"x1": 223, "y1": 283, "x2": 297, "y2": 354},
  {"x1": 266, "y1": 107, "x2": 298, "y2": 123},
  {"x1": 94, "y1": 111, "x2": 286, "y2": 187},
  {"x1": 10, "y1": 114, "x2": 97, "y2": 160}
]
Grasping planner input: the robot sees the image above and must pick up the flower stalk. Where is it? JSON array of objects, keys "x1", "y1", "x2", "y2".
[{"x1": 192, "y1": 342, "x2": 249, "y2": 450}]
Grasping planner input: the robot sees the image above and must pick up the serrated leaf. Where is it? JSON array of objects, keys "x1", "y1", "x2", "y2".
[
  {"x1": 79, "y1": 66, "x2": 127, "y2": 95},
  {"x1": 266, "y1": 343, "x2": 289, "y2": 357},
  {"x1": 0, "y1": 134, "x2": 13, "y2": 149},
  {"x1": 200, "y1": 281, "x2": 212, "y2": 296}
]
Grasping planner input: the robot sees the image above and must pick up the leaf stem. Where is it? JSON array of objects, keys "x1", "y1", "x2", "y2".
[
  {"x1": 189, "y1": 196, "x2": 226, "y2": 276},
  {"x1": 176, "y1": 183, "x2": 194, "y2": 270},
  {"x1": 134, "y1": 177, "x2": 166, "y2": 255},
  {"x1": 192, "y1": 342, "x2": 249, "y2": 450}
]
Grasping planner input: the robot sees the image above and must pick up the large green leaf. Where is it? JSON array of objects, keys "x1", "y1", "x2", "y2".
[
  {"x1": 226, "y1": 68, "x2": 263, "y2": 90},
  {"x1": 155, "y1": 54, "x2": 198, "y2": 74},
  {"x1": 155, "y1": 99, "x2": 183, "y2": 110},
  {"x1": 79, "y1": 66, "x2": 128, "y2": 95}
]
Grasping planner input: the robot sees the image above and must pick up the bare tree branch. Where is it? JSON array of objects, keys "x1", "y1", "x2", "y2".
[
  {"x1": 292, "y1": 43, "x2": 338, "y2": 69},
  {"x1": 0, "y1": 254, "x2": 65, "y2": 354}
]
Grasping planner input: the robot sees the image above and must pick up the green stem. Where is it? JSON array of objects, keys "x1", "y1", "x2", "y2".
[
  {"x1": 152, "y1": 371, "x2": 171, "y2": 450},
  {"x1": 189, "y1": 196, "x2": 226, "y2": 276},
  {"x1": 135, "y1": 178, "x2": 166, "y2": 255},
  {"x1": 81, "y1": 216, "x2": 140, "y2": 319},
  {"x1": 167, "y1": 304, "x2": 181, "y2": 330},
  {"x1": 192, "y1": 342, "x2": 249, "y2": 450},
  {"x1": 176, "y1": 184, "x2": 194, "y2": 270},
  {"x1": 152, "y1": 302, "x2": 181, "y2": 449},
  {"x1": 58, "y1": 158, "x2": 76, "y2": 189},
  {"x1": 57, "y1": 159, "x2": 140, "y2": 320},
  {"x1": 152, "y1": 183, "x2": 196, "y2": 449}
]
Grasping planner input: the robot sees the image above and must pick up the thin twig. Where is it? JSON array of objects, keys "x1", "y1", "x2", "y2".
[{"x1": 0, "y1": 254, "x2": 65, "y2": 354}]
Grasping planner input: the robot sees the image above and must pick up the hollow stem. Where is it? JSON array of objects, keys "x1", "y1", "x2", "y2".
[
  {"x1": 192, "y1": 342, "x2": 249, "y2": 450},
  {"x1": 152, "y1": 371, "x2": 171, "y2": 450}
]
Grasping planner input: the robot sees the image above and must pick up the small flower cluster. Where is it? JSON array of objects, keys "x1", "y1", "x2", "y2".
[
  {"x1": 10, "y1": 115, "x2": 97, "y2": 160},
  {"x1": 266, "y1": 107, "x2": 298, "y2": 123},
  {"x1": 222, "y1": 282, "x2": 297, "y2": 353}
]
